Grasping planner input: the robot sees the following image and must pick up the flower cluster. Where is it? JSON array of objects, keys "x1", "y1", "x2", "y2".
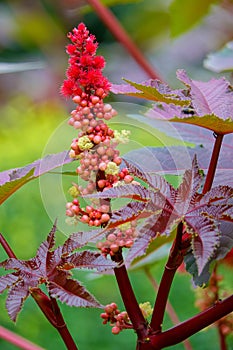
[
  {"x1": 100, "y1": 303, "x2": 132, "y2": 335},
  {"x1": 61, "y1": 22, "x2": 110, "y2": 99},
  {"x1": 100, "y1": 301, "x2": 153, "y2": 335},
  {"x1": 96, "y1": 221, "x2": 138, "y2": 257},
  {"x1": 62, "y1": 23, "x2": 134, "y2": 229}
]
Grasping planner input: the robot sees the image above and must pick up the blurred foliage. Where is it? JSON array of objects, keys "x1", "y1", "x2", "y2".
[
  {"x1": 169, "y1": 0, "x2": 220, "y2": 37},
  {"x1": 0, "y1": 0, "x2": 233, "y2": 349}
]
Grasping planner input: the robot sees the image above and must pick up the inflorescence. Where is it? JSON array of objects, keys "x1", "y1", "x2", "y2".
[{"x1": 62, "y1": 23, "x2": 135, "y2": 252}]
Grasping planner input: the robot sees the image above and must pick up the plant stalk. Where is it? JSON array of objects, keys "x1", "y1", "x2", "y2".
[
  {"x1": 86, "y1": 0, "x2": 161, "y2": 80},
  {"x1": 150, "y1": 222, "x2": 184, "y2": 332},
  {"x1": 145, "y1": 268, "x2": 193, "y2": 350},
  {"x1": 0, "y1": 326, "x2": 45, "y2": 350},
  {"x1": 0, "y1": 233, "x2": 17, "y2": 258},
  {"x1": 149, "y1": 294, "x2": 233, "y2": 349},
  {"x1": 113, "y1": 252, "x2": 148, "y2": 340},
  {"x1": 202, "y1": 133, "x2": 224, "y2": 194}
]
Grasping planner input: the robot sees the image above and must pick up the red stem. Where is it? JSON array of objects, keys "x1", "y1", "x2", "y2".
[
  {"x1": 113, "y1": 252, "x2": 148, "y2": 340},
  {"x1": 0, "y1": 326, "x2": 44, "y2": 350},
  {"x1": 211, "y1": 265, "x2": 228, "y2": 350},
  {"x1": 218, "y1": 325, "x2": 227, "y2": 350},
  {"x1": 0, "y1": 233, "x2": 17, "y2": 258},
  {"x1": 150, "y1": 222, "x2": 184, "y2": 332},
  {"x1": 145, "y1": 269, "x2": 193, "y2": 350},
  {"x1": 149, "y1": 294, "x2": 233, "y2": 350},
  {"x1": 86, "y1": 0, "x2": 161, "y2": 80},
  {"x1": 202, "y1": 133, "x2": 224, "y2": 194}
]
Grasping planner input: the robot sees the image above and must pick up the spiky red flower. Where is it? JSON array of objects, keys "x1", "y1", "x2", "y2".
[{"x1": 61, "y1": 23, "x2": 111, "y2": 98}]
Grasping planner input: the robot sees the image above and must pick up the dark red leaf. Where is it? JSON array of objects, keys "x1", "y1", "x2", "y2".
[
  {"x1": 6, "y1": 280, "x2": 29, "y2": 322},
  {"x1": 48, "y1": 272, "x2": 102, "y2": 308}
]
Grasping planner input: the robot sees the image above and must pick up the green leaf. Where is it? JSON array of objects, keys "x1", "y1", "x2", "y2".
[{"x1": 169, "y1": 0, "x2": 220, "y2": 37}]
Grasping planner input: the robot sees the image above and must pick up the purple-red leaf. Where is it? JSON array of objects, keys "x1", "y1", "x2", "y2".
[
  {"x1": 109, "y1": 201, "x2": 148, "y2": 228},
  {"x1": 48, "y1": 272, "x2": 102, "y2": 308},
  {"x1": 111, "y1": 78, "x2": 189, "y2": 105},
  {"x1": 177, "y1": 69, "x2": 233, "y2": 120},
  {"x1": 123, "y1": 144, "x2": 233, "y2": 187},
  {"x1": 0, "y1": 151, "x2": 73, "y2": 204},
  {"x1": 6, "y1": 281, "x2": 29, "y2": 322},
  {"x1": 0, "y1": 273, "x2": 19, "y2": 293},
  {"x1": 146, "y1": 70, "x2": 233, "y2": 134},
  {"x1": 0, "y1": 222, "x2": 109, "y2": 320},
  {"x1": 186, "y1": 216, "x2": 220, "y2": 274},
  {"x1": 64, "y1": 250, "x2": 116, "y2": 272},
  {"x1": 67, "y1": 229, "x2": 106, "y2": 247},
  {"x1": 84, "y1": 183, "x2": 150, "y2": 202}
]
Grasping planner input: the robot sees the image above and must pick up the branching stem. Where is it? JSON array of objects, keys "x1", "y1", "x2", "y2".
[
  {"x1": 145, "y1": 268, "x2": 193, "y2": 350},
  {"x1": 149, "y1": 294, "x2": 233, "y2": 349}
]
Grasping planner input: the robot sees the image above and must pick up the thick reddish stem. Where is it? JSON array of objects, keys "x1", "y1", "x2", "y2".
[
  {"x1": 149, "y1": 295, "x2": 233, "y2": 349},
  {"x1": 113, "y1": 252, "x2": 148, "y2": 340},
  {"x1": 0, "y1": 326, "x2": 44, "y2": 350},
  {"x1": 202, "y1": 133, "x2": 224, "y2": 194},
  {"x1": 145, "y1": 269, "x2": 193, "y2": 350},
  {"x1": 30, "y1": 288, "x2": 78, "y2": 350},
  {"x1": 86, "y1": 0, "x2": 161, "y2": 80},
  {"x1": 150, "y1": 222, "x2": 183, "y2": 332}
]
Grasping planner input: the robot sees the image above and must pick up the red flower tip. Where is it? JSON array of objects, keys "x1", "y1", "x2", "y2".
[{"x1": 61, "y1": 23, "x2": 110, "y2": 99}]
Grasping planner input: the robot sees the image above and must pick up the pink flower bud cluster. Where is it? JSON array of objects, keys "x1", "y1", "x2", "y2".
[
  {"x1": 96, "y1": 221, "x2": 137, "y2": 257},
  {"x1": 62, "y1": 23, "x2": 134, "y2": 229},
  {"x1": 100, "y1": 303, "x2": 132, "y2": 335},
  {"x1": 66, "y1": 200, "x2": 110, "y2": 227}
]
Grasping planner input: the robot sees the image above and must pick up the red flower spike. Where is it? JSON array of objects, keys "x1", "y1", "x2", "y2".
[{"x1": 61, "y1": 23, "x2": 111, "y2": 98}]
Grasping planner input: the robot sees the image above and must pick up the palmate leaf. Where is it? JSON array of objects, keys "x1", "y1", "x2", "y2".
[
  {"x1": 148, "y1": 104, "x2": 233, "y2": 134},
  {"x1": 67, "y1": 229, "x2": 107, "y2": 247},
  {"x1": 0, "y1": 222, "x2": 115, "y2": 321},
  {"x1": 187, "y1": 216, "x2": 220, "y2": 275},
  {"x1": 6, "y1": 281, "x2": 29, "y2": 322},
  {"x1": 102, "y1": 156, "x2": 233, "y2": 277},
  {"x1": 48, "y1": 272, "x2": 101, "y2": 308},
  {"x1": 147, "y1": 69, "x2": 233, "y2": 134},
  {"x1": 84, "y1": 183, "x2": 151, "y2": 202},
  {"x1": 125, "y1": 214, "x2": 165, "y2": 266},
  {"x1": 123, "y1": 144, "x2": 233, "y2": 187},
  {"x1": 111, "y1": 78, "x2": 190, "y2": 105},
  {"x1": 0, "y1": 151, "x2": 73, "y2": 204},
  {"x1": 185, "y1": 220, "x2": 233, "y2": 286}
]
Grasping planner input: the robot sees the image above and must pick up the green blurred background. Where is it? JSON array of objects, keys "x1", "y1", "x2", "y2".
[{"x1": 0, "y1": 0, "x2": 233, "y2": 349}]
